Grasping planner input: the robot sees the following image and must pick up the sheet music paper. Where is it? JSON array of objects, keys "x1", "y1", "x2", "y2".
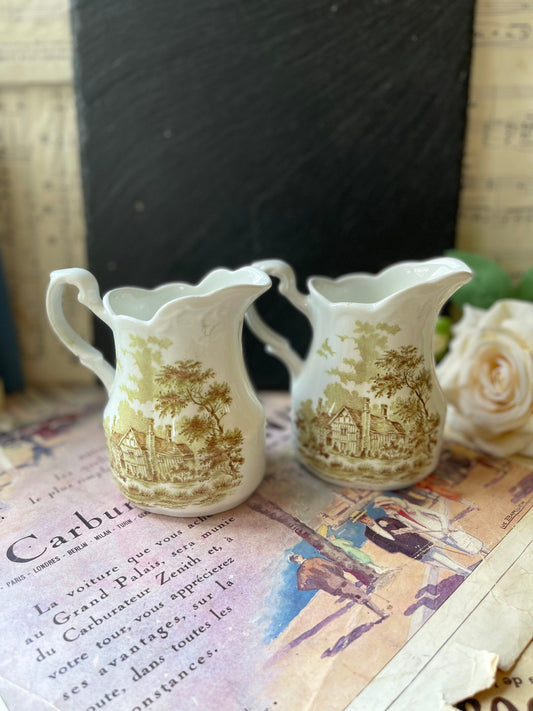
[
  {"x1": 0, "y1": 0, "x2": 92, "y2": 387},
  {"x1": 457, "y1": 0, "x2": 533, "y2": 279},
  {"x1": 0, "y1": 0, "x2": 72, "y2": 84}
]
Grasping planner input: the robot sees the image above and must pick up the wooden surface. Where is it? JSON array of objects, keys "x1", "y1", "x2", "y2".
[{"x1": 71, "y1": 0, "x2": 475, "y2": 388}]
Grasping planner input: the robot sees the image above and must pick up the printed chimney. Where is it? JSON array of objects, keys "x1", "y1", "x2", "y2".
[
  {"x1": 362, "y1": 397, "x2": 371, "y2": 455},
  {"x1": 146, "y1": 420, "x2": 156, "y2": 454}
]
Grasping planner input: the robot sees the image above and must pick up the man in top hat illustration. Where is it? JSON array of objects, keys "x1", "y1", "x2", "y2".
[
  {"x1": 371, "y1": 494, "x2": 483, "y2": 556},
  {"x1": 355, "y1": 512, "x2": 473, "y2": 577}
]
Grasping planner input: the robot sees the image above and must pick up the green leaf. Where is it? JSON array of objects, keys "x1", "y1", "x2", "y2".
[
  {"x1": 445, "y1": 249, "x2": 514, "y2": 308},
  {"x1": 513, "y1": 267, "x2": 533, "y2": 302},
  {"x1": 434, "y1": 315, "x2": 451, "y2": 362}
]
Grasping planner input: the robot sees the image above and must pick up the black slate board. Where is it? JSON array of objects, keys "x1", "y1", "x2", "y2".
[{"x1": 71, "y1": 0, "x2": 474, "y2": 389}]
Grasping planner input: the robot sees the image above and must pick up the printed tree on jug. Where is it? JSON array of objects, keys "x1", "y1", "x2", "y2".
[
  {"x1": 296, "y1": 321, "x2": 440, "y2": 484},
  {"x1": 154, "y1": 359, "x2": 244, "y2": 480},
  {"x1": 371, "y1": 345, "x2": 439, "y2": 455},
  {"x1": 105, "y1": 337, "x2": 244, "y2": 508}
]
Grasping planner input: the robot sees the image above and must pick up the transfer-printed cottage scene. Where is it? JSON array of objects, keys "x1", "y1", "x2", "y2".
[
  {"x1": 295, "y1": 320, "x2": 441, "y2": 485},
  {"x1": 104, "y1": 335, "x2": 244, "y2": 508}
]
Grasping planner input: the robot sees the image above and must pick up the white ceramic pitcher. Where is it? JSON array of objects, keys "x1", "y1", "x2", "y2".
[
  {"x1": 246, "y1": 257, "x2": 472, "y2": 490},
  {"x1": 46, "y1": 266, "x2": 271, "y2": 516}
]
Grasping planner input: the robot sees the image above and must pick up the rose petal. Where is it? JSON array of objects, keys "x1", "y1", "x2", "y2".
[
  {"x1": 482, "y1": 300, "x2": 533, "y2": 348},
  {"x1": 446, "y1": 405, "x2": 533, "y2": 457},
  {"x1": 471, "y1": 429, "x2": 533, "y2": 458},
  {"x1": 438, "y1": 299, "x2": 533, "y2": 457},
  {"x1": 453, "y1": 334, "x2": 533, "y2": 431}
]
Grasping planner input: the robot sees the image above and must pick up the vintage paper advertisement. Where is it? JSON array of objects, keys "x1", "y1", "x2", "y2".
[{"x1": 0, "y1": 391, "x2": 531, "y2": 711}]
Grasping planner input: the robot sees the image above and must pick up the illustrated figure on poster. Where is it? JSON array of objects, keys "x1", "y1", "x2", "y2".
[
  {"x1": 357, "y1": 514, "x2": 473, "y2": 577},
  {"x1": 289, "y1": 553, "x2": 386, "y2": 617},
  {"x1": 317, "y1": 523, "x2": 395, "y2": 587},
  {"x1": 316, "y1": 524, "x2": 393, "y2": 578},
  {"x1": 267, "y1": 553, "x2": 389, "y2": 660},
  {"x1": 372, "y1": 495, "x2": 484, "y2": 556},
  {"x1": 288, "y1": 553, "x2": 390, "y2": 658}
]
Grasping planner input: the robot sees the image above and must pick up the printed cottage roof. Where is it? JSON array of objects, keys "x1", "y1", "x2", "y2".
[
  {"x1": 117, "y1": 427, "x2": 194, "y2": 458},
  {"x1": 369, "y1": 413, "x2": 404, "y2": 435},
  {"x1": 157, "y1": 439, "x2": 194, "y2": 458},
  {"x1": 313, "y1": 411, "x2": 334, "y2": 429},
  {"x1": 328, "y1": 406, "x2": 359, "y2": 426},
  {"x1": 118, "y1": 428, "x2": 145, "y2": 450}
]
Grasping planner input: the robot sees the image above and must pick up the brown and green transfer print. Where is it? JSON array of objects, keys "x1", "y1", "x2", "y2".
[
  {"x1": 296, "y1": 321, "x2": 440, "y2": 484},
  {"x1": 105, "y1": 336, "x2": 244, "y2": 508}
]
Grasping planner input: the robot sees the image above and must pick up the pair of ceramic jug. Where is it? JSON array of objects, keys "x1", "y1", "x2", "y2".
[{"x1": 46, "y1": 258, "x2": 472, "y2": 517}]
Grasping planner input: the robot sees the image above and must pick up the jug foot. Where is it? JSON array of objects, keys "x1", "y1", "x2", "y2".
[
  {"x1": 111, "y1": 468, "x2": 264, "y2": 518},
  {"x1": 298, "y1": 453, "x2": 439, "y2": 491},
  {"x1": 127, "y1": 490, "x2": 258, "y2": 518}
]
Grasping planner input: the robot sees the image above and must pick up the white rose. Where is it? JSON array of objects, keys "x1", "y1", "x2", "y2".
[{"x1": 436, "y1": 299, "x2": 533, "y2": 457}]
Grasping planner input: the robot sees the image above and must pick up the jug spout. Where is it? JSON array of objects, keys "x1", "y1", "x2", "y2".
[
  {"x1": 232, "y1": 268, "x2": 273, "y2": 314},
  {"x1": 196, "y1": 266, "x2": 272, "y2": 320},
  {"x1": 422, "y1": 256, "x2": 473, "y2": 313}
]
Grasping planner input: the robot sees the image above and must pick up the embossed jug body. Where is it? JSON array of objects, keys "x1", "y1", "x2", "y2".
[
  {"x1": 246, "y1": 258, "x2": 472, "y2": 490},
  {"x1": 46, "y1": 267, "x2": 271, "y2": 516}
]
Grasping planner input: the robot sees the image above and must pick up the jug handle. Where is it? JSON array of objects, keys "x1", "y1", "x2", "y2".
[
  {"x1": 245, "y1": 259, "x2": 310, "y2": 380},
  {"x1": 46, "y1": 268, "x2": 116, "y2": 393}
]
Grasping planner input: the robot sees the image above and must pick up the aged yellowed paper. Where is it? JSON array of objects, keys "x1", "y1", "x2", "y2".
[{"x1": 460, "y1": 639, "x2": 533, "y2": 710}]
